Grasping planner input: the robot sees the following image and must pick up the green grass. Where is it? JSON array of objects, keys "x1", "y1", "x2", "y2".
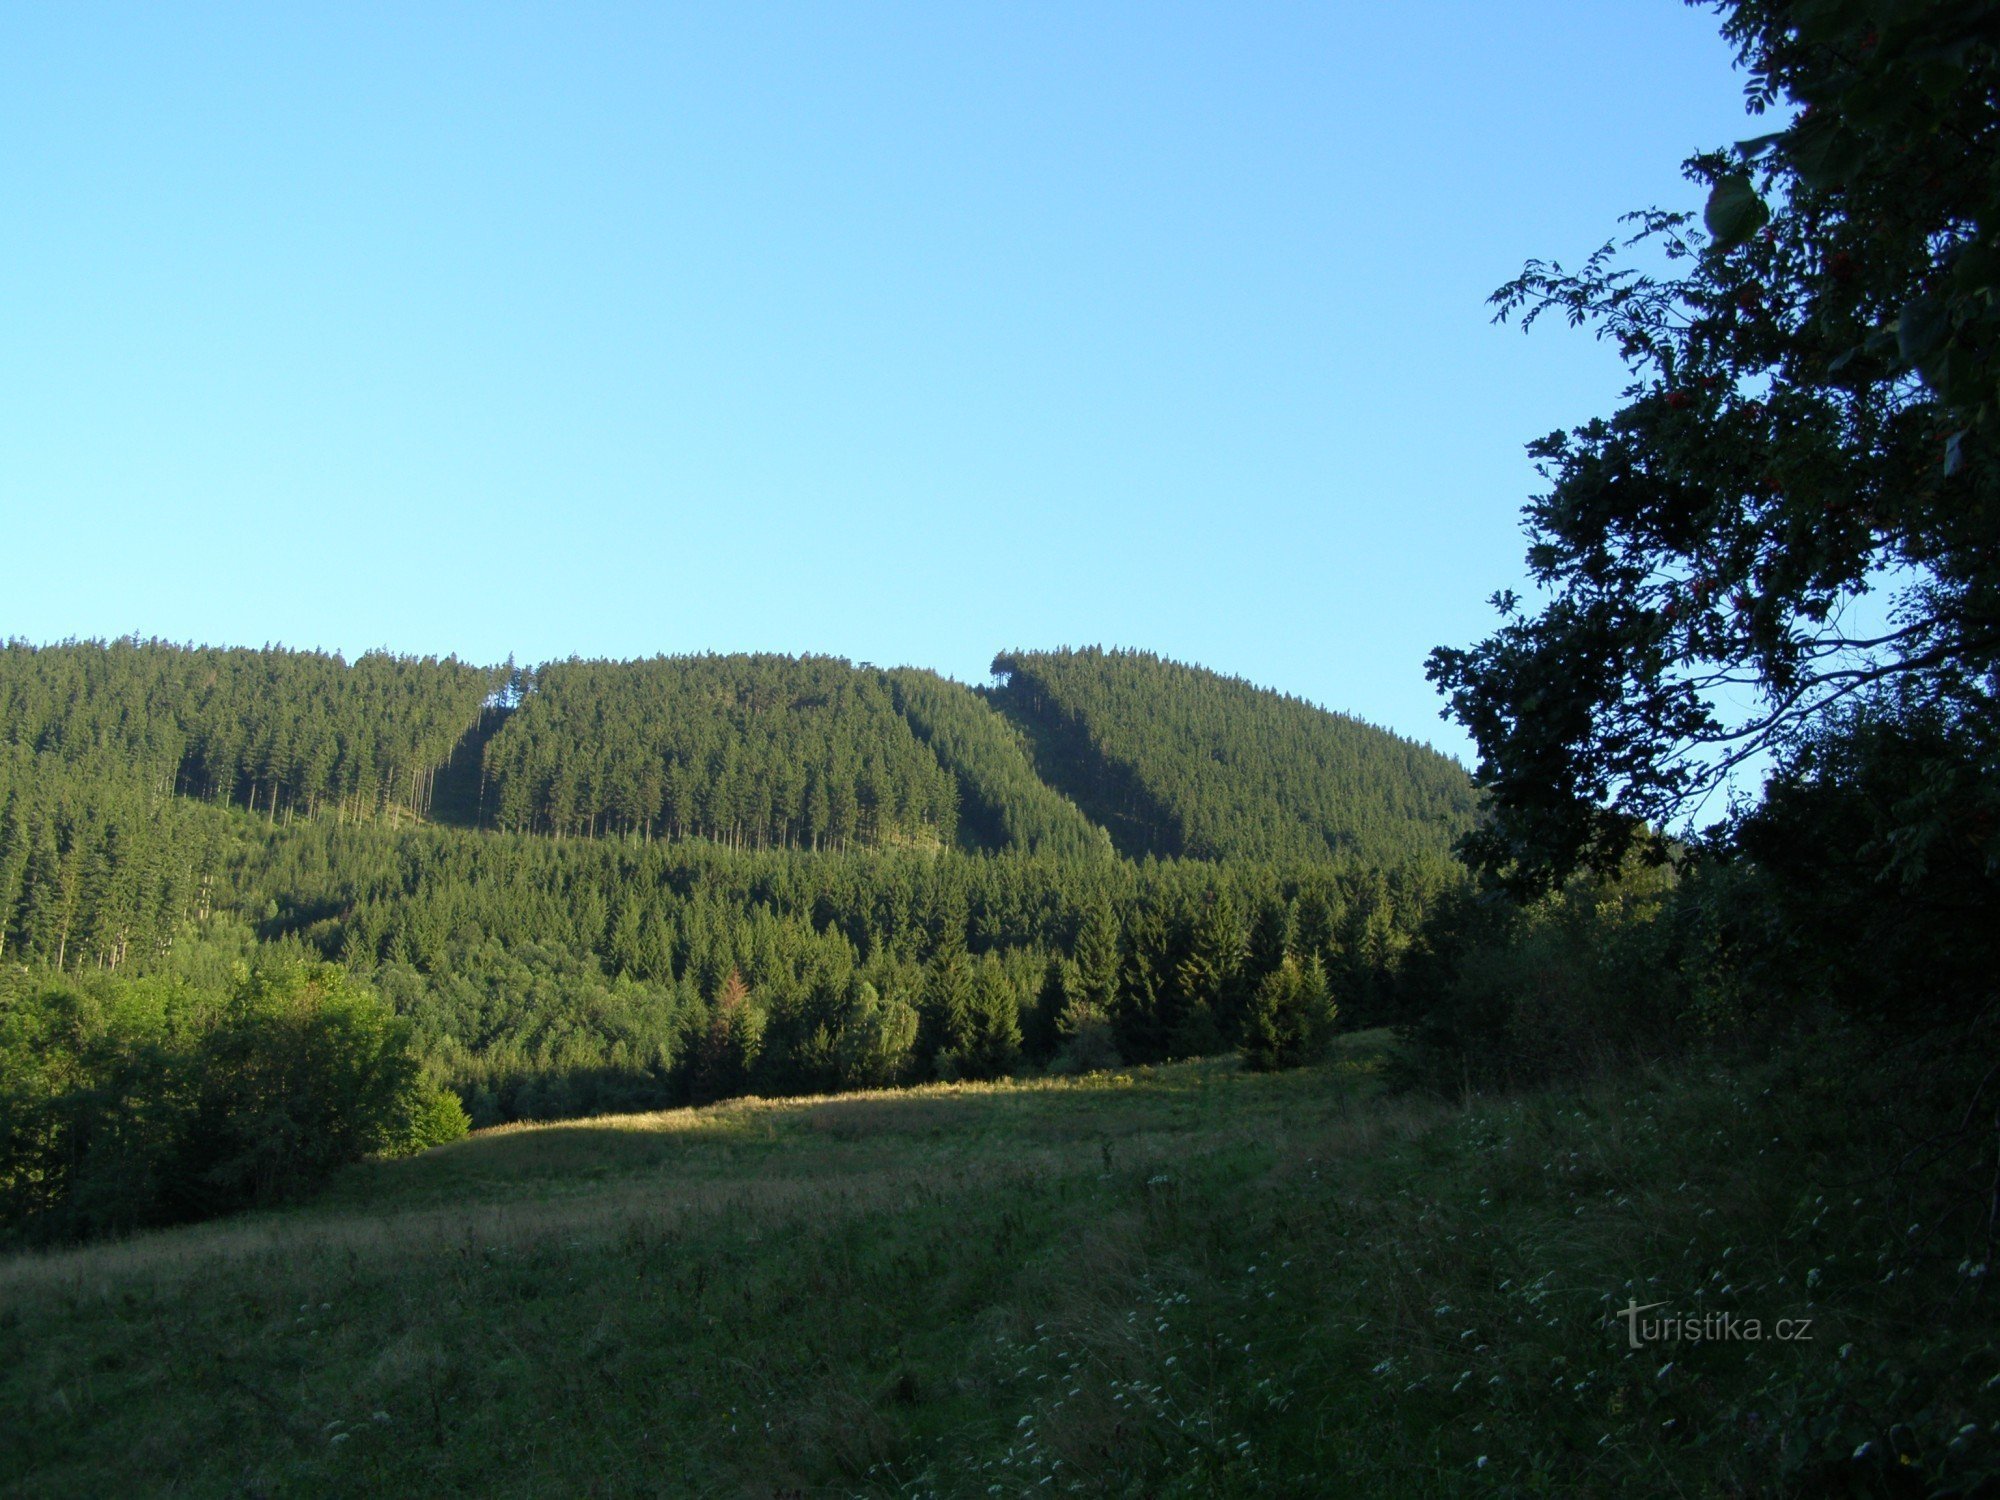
[{"x1": 3, "y1": 1031, "x2": 1995, "y2": 1496}]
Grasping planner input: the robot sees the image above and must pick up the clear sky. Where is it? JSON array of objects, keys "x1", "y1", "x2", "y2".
[{"x1": 2, "y1": 3, "x2": 1759, "y2": 761}]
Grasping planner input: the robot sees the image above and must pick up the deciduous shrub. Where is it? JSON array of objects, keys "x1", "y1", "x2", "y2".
[{"x1": 0, "y1": 961, "x2": 457, "y2": 1244}]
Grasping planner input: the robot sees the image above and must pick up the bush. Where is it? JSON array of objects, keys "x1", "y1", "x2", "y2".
[
  {"x1": 1727, "y1": 694, "x2": 2000, "y2": 1031},
  {"x1": 1048, "y1": 1011, "x2": 1123, "y2": 1075},
  {"x1": 1396, "y1": 689, "x2": 2000, "y2": 1099},
  {"x1": 0, "y1": 961, "x2": 441, "y2": 1244},
  {"x1": 1394, "y1": 859, "x2": 1688, "y2": 1094},
  {"x1": 393, "y1": 1085, "x2": 472, "y2": 1156}
]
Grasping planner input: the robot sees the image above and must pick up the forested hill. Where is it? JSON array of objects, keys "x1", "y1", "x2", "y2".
[
  {"x1": 987, "y1": 647, "x2": 1477, "y2": 865},
  {"x1": 474, "y1": 655, "x2": 1115, "y2": 856},
  {"x1": 0, "y1": 636, "x2": 1477, "y2": 1143},
  {"x1": 473, "y1": 652, "x2": 1470, "y2": 865},
  {"x1": 0, "y1": 640, "x2": 1472, "y2": 866},
  {"x1": 882, "y1": 668, "x2": 1112, "y2": 860},
  {"x1": 480, "y1": 656, "x2": 958, "y2": 848}
]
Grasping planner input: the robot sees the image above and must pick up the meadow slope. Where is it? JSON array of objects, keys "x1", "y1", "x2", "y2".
[{"x1": 3, "y1": 1035, "x2": 1993, "y2": 1496}]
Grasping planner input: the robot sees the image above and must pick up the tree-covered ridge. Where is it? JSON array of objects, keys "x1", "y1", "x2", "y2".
[
  {"x1": 0, "y1": 639, "x2": 498, "y2": 822},
  {"x1": 884, "y1": 668, "x2": 1112, "y2": 859},
  {"x1": 988, "y1": 647, "x2": 1478, "y2": 865},
  {"x1": 478, "y1": 655, "x2": 963, "y2": 849},
  {"x1": 0, "y1": 641, "x2": 1482, "y2": 871}
]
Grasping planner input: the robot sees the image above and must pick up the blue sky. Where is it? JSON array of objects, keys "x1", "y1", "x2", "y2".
[{"x1": 2, "y1": 4, "x2": 1757, "y2": 760}]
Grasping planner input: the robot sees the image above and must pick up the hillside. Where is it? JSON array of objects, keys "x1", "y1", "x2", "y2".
[
  {"x1": 479, "y1": 655, "x2": 962, "y2": 850},
  {"x1": 5, "y1": 1042, "x2": 1988, "y2": 1496},
  {"x1": 988, "y1": 648, "x2": 1478, "y2": 865},
  {"x1": 0, "y1": 640, "x2": 1473, "y2": 867},
  {"x1": 883, "y1": 668, "x2": 1111, "y2": 859},
  {"x1": 476, "y1": 657, "x2": 1117, "y2": 860},
  {"x1": 0, "y1": 637, "x2": 1476, "y2": 1136}
]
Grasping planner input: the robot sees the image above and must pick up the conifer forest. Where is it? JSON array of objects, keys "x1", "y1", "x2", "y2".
[{"x1": 0, "y1": 639, "x2": 1476, "y2": 1237}]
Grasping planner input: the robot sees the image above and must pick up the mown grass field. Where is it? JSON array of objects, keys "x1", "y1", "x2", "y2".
[{"x1": 3, "y1": 1032, "x2": 1994, "y2": 1496}]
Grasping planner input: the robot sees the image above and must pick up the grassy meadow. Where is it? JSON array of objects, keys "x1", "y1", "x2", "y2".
[{"x1": 3, "y1": 1032, "x2": 1994, "y2": 1497}]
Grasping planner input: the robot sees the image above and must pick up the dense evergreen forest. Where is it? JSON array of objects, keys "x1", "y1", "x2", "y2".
[
  {"x1": 0, "y1": 637, "x2": 1476, "y2": 1240},
  {"x1": 0, "y1": 640, "x2": 498, "y2": 821},
  {"x1": 988, "y1": 647, "x2": 1479, "y2": 864},
  {"x1": 881, "y1": 668, "x2": 1112, "y2": 859},
  {"x1": 480, "y1": 656, "x2": 963, "y2": 848},
  {"x1": 0, "y1": 640, "x2": 1469, "y2": 868}
]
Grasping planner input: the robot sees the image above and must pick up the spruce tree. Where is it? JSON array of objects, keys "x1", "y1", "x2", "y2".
[
  {"x1": 692, "y1": 970, "x2": 762, "y2": 1103},
  {"x1": 941, "y1": 959, "x2": 1021, "y2": 1082},
  {"x1": 1148, "y1": 889, "x2": 1239, "y2": 1059},
  {"x1": 1024, "y1": 954, "x2": 1073, "y2": 1063},
  {"x1": 1072, "y1": 899, "x2": 1121, "y2": 1015},
  {"x1": 1112, "y1": 903, "x2": 1170, "y2": 1064},
  {"x1": 915, "y1": 946, "x2": 974, "y2": 1077},
  {"x1": 1245, "y1": 895, "x2": 1291, "y2": 986},
  {"x1": 1292, "y1": 884, "x2": 1341, "y2": 970},
  {"x1": 1240, "y1": 955, "x2": 1337, "y2": 1072}
]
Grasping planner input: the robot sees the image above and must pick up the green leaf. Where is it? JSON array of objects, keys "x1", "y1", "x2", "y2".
[
  {"x1": 1704, "y1": 175, "x2": 1769, "y2": 250},
  {"x1": 1896, "y1": 293, "x2": 1947, "y2": 367},
  {"x1": 1784, "y1": 120, "x2": 1866, "y2": 193},
  {"x1": 1948, "y1": 240, "x2": 2000, "y2": 294},
  {"x1": 1789, "y1": 0, "x2": 1873, "y2": 39}
]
